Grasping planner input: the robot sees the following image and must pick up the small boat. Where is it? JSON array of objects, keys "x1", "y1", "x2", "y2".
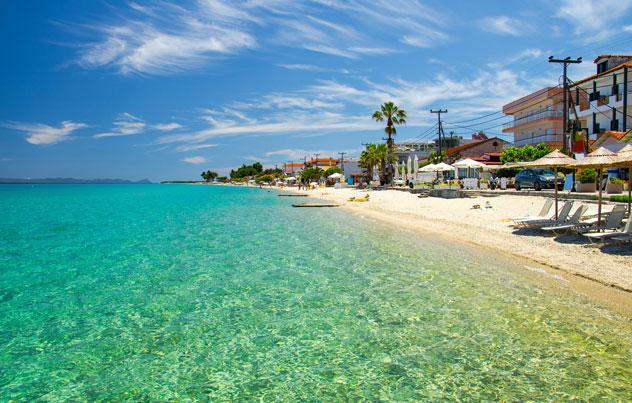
[{"x1": 278, "y1": 194, "x2": 309, "y2": 197}]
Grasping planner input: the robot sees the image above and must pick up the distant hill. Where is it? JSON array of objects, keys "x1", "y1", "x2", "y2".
[{"x1": 0, "y1": 178, "x2": 152, "y2": 184}]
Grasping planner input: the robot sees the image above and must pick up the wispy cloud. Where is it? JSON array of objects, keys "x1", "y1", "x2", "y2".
[
  {"x1": 556, "y1": 0, "x2": 632, "y2": 42},
  {"x1": 71, "y1": 0, "x2": 450, "y2": 75},
  {"x1": 153, "y1": 122, "x2": 183, "y2": 131},
  {"x1": 77, "y1": 1, "x2": 257, "y2": 75},
  {"x1": 3, "y1": 120, "x2": 87, "y2": 145},
  {"x1": 478, "y1": 15, "x2": 523, "y2": 36},
  {"x1": 175, "y1": 143, "x2": 218, "y2": 152},
  {"x1": 277, "y1": 63, "x2": 350, "y2": 74},
  {"x1": 94, "y1": 113, "x2": 146, "y2": 138},
  {"x1": 155, "y1": 62, "x2": 552, "y2": 148},
  {"x1": 181, "y1": 156, "x2": 207, "y2": 164},
  {"x1": 264, "y1": 148, "x2": 360, "y2": 161}
]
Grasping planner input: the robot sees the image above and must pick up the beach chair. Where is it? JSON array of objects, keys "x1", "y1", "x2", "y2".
[
  {"x1": 518, "y1": 201, "x2": 573, "y2": 228},
  {"x1": 540, "y1": 205, "x2": 589, "y2": 234},
  {"x1": 583, "y1": 214, "x2": 632, "y2": 243},
  {"x1": 513, "y1": 199, "x2": 553, "y2": 224},
  {"x1": 574, "y1": 205, "x2": 627, "y2": 234}
]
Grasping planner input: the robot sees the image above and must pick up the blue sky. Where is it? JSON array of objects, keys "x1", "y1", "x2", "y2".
[{"x1": 1, "y1": 0, "x2": 632, "y2": 181}]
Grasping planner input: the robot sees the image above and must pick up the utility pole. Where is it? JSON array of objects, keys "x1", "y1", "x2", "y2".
[
  {"x1": 430, "y1": 109, "x2": 447, "y2": 160},
  {"x1": 548, "y1": 56, "x2": 582, "y2": 154},
  {"x1": 338, "y1": 152, "x2": 347, "y2": 174}
]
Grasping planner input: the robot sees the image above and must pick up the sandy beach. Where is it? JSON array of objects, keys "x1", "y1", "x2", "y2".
[{"x1": 286, "y1": 187, "x2": 632, "y2": 293}]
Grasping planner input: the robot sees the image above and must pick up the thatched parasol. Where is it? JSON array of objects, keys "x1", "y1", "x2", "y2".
[
  {"x1": 522, "y1": 150, "x2": 576, "y2": 219},
  {"x1": 570, "y1": 147, "x2": 618, "y2": 225},
  {"x1": 613, "y1": 144, "x2": 632, "y2": 215}
]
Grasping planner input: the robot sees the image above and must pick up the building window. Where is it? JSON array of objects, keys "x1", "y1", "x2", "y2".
[{"x1": 597, "y1": 61, "x2": 608, "y2": 74}]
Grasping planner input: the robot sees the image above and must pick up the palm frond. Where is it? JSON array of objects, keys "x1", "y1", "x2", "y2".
[{"x1": 372, "y1": 111, "x2": 384, "y2": 121}]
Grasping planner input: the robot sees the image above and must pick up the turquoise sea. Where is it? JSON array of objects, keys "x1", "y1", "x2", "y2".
[{"x1": 0, "y1": 184, "x2": 631, "y2": 400}]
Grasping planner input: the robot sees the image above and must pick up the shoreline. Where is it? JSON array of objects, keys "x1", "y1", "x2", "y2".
[{"x1": 281, "y1": 186, "x2": 632, "y2": 304}]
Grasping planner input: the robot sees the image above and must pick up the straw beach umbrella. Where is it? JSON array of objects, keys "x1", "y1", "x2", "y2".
[
  {"x1": 521, "y1": 149, "x2": 576, "y2": 219},
  {"x1": 613, "y1": 144, "x2": 632, "y2": 214},
  {"x1": 570, "y1": 147, "x2": 618, "y2": 225}
]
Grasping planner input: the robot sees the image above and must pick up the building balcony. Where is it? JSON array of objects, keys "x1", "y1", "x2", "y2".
[
  {"x1": 514, "y1": 133, "x2": 563, "y2": 147},
  {"x1": 502, "y1": 110, "x2": 563, "y2": 132}
]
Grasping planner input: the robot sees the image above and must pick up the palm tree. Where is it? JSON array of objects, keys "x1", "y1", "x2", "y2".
[
  {"x1": 359, "y1": 143, "x2": 396, "y2": 184},
  {"x1": 359, "y1": 144, "x2": 379, "y2": 182},
  {"x1": 372, "y1": 101, "x2": 407, "y2": 154}
]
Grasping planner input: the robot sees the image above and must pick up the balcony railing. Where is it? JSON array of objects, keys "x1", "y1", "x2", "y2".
[
  {"x1": 514, "y1": 133, "x2": 563, "y2": 146},
  {"x1": 503, "y1": 110, "x2": 564, "y2": 130}
]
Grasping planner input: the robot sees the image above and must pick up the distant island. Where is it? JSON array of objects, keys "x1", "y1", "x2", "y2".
[{"x1": 0, "y1": 178, "x2": 152, "y2": 184}]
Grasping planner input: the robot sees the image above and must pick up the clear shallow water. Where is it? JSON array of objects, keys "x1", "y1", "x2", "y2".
[{"x1": 0, "y1": 184, "x2": 631, "y2": 400}]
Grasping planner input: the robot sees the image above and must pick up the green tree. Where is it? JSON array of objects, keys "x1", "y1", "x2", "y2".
[
  {"x1": 230, "y1": 163, "x2": 265, "y2": 179},
  {"x1": 255, "y1": 174, "x2": 275, "y2": 183},
  {"x1": 359, "y1": 144, "x2": 380, "y2": 181},
  {"x1": 372, "y1": 101, "x2": 407, "y2": 154},
  {"x1": 263, "y1": 168, "x2": 283, "y2": 175},
  {"x1": 323, "y1": 167, "x2": 342, "y2": 178},
  {"x1": 358, "y1": 143, "x2": 395, "y2": 183},
  {"x1": 201, "y1": 170, "x2": 218, "y2": 182},
  {"x1": 500, "y1": 143, "x2": 552, "y2": 164},
  {"x1": 427, "y1": 150, "x2": 445, "y2": 164},
  {"x1": 301, "y1": 167, "x2": 324, "y2": 182}
]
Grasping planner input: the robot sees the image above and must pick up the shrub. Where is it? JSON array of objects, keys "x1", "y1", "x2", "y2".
[
  {"x1": 609, "y1": 177, "x2": 624, "y2": 184},
  {"x1": 578, "y1": 168, "x2": 597, "y2": 184},
  {"x1": 610, "y1": 195, "x2": 631, "y2": 203}
]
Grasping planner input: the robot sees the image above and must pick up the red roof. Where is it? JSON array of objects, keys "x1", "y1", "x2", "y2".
[
  {"x1": 446, "y1": 137, "x2": 507, "y2": 156},
  {"x1": 470, "y1": 156, "x2": 502, "y2": 165}
]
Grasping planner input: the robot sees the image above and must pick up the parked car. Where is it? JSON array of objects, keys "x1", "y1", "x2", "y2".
[{"x1": 514, "y1": 168, "x2": 563, "y2": 191}]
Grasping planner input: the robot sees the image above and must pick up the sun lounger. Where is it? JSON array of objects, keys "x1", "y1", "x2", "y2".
[
  {"x1": 575, "y1": 205, "x2": 627, "y2": 234},
  {"x1": 513, "y1": 199, "x2": 553, "y2": 223},
  {"x1": 518, "y1": 202, "x2": 573, "y2": 228},
  {"x1": 543, "y1": 205, "x2": 625, "y2": 234},
  {"x1": 540, "y1": 205, "x2": 588, "y2": 233},
  {"x1": 583, "y1": 215, "x2": 632, "y2": 242}
]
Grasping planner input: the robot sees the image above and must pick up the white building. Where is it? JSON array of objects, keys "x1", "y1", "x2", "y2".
[{"x1": 570, "y1": 55, "x2": 632, "y2": 141}]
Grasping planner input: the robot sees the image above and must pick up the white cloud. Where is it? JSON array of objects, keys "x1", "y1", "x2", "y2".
[
  {"x1": 73, "y1": 0, "x2": 450, "y2": 75},
  {"x1": 3, "y1": 120, "x2": 87, "y2": 145},
  {"x1": 153, "y1": 122, "x2": 183, "y2": 131},
  {"x1": 243, "y1": 156, "x2": 266, "y2": 162},
  {"x1": 478, "y1": 16, "x2": 523, "y2": 36},
  {"x1": 265, "y1": 148, "x2": 347, "y2": 160},
  {"x1": 77, "y1": 1, "x2": 257, "y2": 75},
  {"x1": 94, "y1": 113, "x2": 146, "y2": 138},
  {"x1": 556, "y1": 0, "x2": 632, "y2": 41},
  {"x1": 277, "y1": 63, "x2": 351, "y2": 74},
  {"x1": 175, "y1": 143, "x2": 218, "y2": 152},
  {"x1": 154, "y1": 62, "x2": 553, "y2": 148},
  {"x1": 181, "y1": 156, "x2": 207, "y2": 164}
]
